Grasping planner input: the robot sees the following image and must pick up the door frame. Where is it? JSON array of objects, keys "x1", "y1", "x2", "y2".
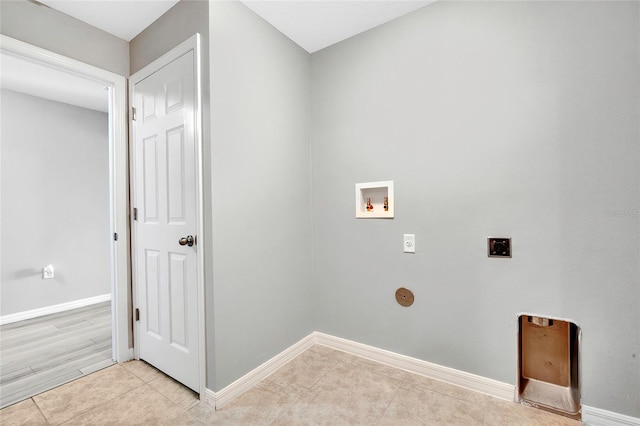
[
  {"x1": 129, "y1": 34, "x2": 205, "y2": 396},
  {"x1": 0, "y1": 35, "x2": 130, "y2": 362}
]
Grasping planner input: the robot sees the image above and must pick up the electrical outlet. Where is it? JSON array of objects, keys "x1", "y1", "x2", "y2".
[
  {"x1": 403, "y1": 234, "x2": 415, "y2": 253},
  {"x1": 43, "y1": 264, "x2": 54, "y2": 279}
]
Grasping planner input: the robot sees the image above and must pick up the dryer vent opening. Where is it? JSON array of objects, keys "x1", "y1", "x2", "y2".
[{"x1": 518, "y1": 315, "x2": 581, "y2": 420}]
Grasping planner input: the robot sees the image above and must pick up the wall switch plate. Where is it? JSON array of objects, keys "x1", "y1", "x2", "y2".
[
  {"x1": 488, "y1": 238, "x2": 511, "y2": 257},
  {"x1": 403, "y1": 234, "x2": 415, "y2": 253}
]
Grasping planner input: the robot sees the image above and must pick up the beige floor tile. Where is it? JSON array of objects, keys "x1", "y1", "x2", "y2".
[
  {"x1": 188, "y1": 403, "x2": 223, "y2": 425},
  {"x1": 329, "y1": 358, "x2": 403, "y2": 387},
  {"x1": 225, "y1": 380, "x2": 300, "y2": 410},
  {"x1": 273, "y1": 361, "x2": 402, "y2": 425},
  {"x1": 338, "y1": 351, "x2": 364, "y2": 364},
  {"x1": 378, "y1": 383, "x2": 485, "y2": 426},
  {"x1": 270, "y1": 397, "x2": 357, "y2": 426},
  {"x1": 121, "y1": 360, "x2": 167, "y2": 383},
  {"x1": 484, "y1": 399, "x2": 581, "y2": 426},
  {"x1": 33, "y1": 364, "x2": 144, "y2": 424},
  {"x1": 348, "y1": 356, "x2": 409, "y2": 381},
  {"x1": 148, "y1": 374, "x2": 199, "y2": 410},
  {"x1": 307, "y1": 344, "x2": 347, "y2": 359},
  {"x1": 191, "y1": 380, "x2": 298, "y2": 425},
  {"x1": 264, "y1": 345, "x2": 345, "y2": 395},
  {"x1": 402, "y1": 372, "x2": 497, "y2": 407},
  {"x1": 0, "y1": 398, "x2": 48, "y2": 425},
  {"x1": 61, "y1": 385, "x2": 201, "y2": 425},
  {"x1": 2, "y1": 345, "x2": 583, "y2": 426}
]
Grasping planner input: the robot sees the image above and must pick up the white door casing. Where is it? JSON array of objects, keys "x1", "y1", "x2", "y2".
[{"x1": 130, "y1": 35, "x2": 204, "y2": 393}]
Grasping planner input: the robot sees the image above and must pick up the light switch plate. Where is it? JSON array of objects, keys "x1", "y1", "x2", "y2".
[{"x1": 403, "y1": 234, "x2": 415, "y2": 253}]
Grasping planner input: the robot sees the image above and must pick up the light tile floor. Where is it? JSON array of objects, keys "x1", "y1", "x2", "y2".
[{"x1": 0, "y1": 344, "x2": 580, "y2": 425}]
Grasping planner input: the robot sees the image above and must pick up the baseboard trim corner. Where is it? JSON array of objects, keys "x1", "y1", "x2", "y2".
[
  {"x1": 212, "y1": 333, "x2": 316, "y2": 409},
  {"x1": 312, "y1": 331, "x2": 515, "y2": 402},
  {"x1": 0, "y1": 293, "x2": 112, "y2": 325},
  {"x1": 202, "y1": 387, "x2": 216, "y2": 409},
  {"x1": 582, "y1": 406, "x2": 640, "y2": 426}
]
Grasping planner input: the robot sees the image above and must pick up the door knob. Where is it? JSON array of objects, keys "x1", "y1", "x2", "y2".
[{"x1": 179, "y1": 235, "x2": 195, "y2": 247}]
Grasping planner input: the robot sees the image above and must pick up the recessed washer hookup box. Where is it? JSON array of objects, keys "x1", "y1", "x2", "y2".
[{"x1": 518, "y1": 315, "x2": 581, "y2": 420}]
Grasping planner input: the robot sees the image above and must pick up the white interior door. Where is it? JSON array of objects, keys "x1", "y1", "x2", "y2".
[{"x1": 131, "y1": 47, "x2": 200, "y2": 392}]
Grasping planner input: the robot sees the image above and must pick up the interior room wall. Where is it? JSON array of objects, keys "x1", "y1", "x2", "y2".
[
  {"x1": 209, "y1": 1, "x2": 313, "y2": 391},
  {"x1": 0, "y1": 89, "x2": 111, "y2": 316},
  {"x1": 6, "y1": 0, "x2": 636, "y2": 418},
  {"x1": 0, "y1": 0, "x2": 129, "y2": 76},
  {"x1": 129, "y1": 0, "x2": 208, "y2": 76},
  {"x1": 309, "y1": 1, "x2": 639, "y2": 417}
]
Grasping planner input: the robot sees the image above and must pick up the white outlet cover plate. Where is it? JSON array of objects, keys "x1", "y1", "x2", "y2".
[
  {"x1": 43, "y1": 265, "x2": 54, "y2": 279},
  {"x1": 403, "y1": 234, "x2": 415, "y2": 253}
]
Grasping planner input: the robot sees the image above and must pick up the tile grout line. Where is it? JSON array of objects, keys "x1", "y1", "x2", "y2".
[
  {"x1": 120, "y1": 363, "x2": 154, "y2": 383},
  {"x1": 265, "y1": 348, "x2": 349, "y2": 424},
  {"x1": 39, "y1": 366, "x2": 148, "y2": 425},
  {"x1": 297, "y1": 351, "x2": 352, "y2": 397},
  {"x1": 56, "y1": 380, "x2": 150, "y2": 425},
  {"x1": 403, "y1": 375, "x2": 502, "y2": 412},
  {"x1": 265, "y1": 380, "x2": 301, "y2": 426},
  {"x1": 31, "y1": 396, "x2": 52, "y2": 425},
  {"x1": 374, "y1": 377, "x2": 403, "y2": 426},
  {"x1": 267, "y1": 353, "x2": 341, "y2": 426}
]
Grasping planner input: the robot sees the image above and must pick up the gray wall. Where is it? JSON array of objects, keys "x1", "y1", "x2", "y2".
[
  {"x1": 1, "y1": 89, "x2": 111, "y2": 315},
  {"x1": 310, "y1": 1, "x2": 639, "y2": 417},
  {"x1": 209, "y1": 1, "x2": 313, "y2": 390},
  {"x1": 8, "y1": 0, "x2": 636, "y2": 416},
  {"x1": 129, "y1": 0, "x2": 208, "y2": 76},
  {"x1": 0, "y1": 0, "x2": 129, "y2": 76}
]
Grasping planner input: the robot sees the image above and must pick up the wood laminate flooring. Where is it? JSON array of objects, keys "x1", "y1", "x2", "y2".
[{"x1": 0, "y1": 301, "x2": 114, "y2": 408}]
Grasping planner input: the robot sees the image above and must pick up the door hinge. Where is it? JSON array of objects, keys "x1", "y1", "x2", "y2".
[
  {"x1": 135, "y1": 308, "x2": 140, "y2": 321},
  {"x1": 131, "y1": 107, "x2": 137, "y2": 121},
  {"x1": 114, "y1": 232, "x2": 118, "y2": 241},
  {"x1": 133, "y1": 208, "x2": 137, "y2": 221}
]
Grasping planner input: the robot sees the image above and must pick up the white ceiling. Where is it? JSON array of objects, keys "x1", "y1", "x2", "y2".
[
  {"x1": 38, "y1": 0, "x2": 181, "y2": 42},
  {"x1": 38, "y1": 0, "x2": 434, "y2": 52},
  {"x1": 241, "y1": 1, "x2": 434, "y2": 53},
  {"x1": 5, "y1": 0, "x2": 435, "y2": 111},
  {"x1": 0, "y1": 52, "x2": 108, "y2": 112}
]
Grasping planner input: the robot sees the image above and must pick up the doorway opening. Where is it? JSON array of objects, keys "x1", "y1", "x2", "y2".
[{"x1": 0, "y1": 35, "x2": 129, "y2": 408}]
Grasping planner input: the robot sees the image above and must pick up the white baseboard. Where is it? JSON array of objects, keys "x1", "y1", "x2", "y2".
[
  {"x1": 582, "y1": 406, "x2": 640, "y2": 426},
  {"x1": 208, "y1": 333, "x2": 316, "y2": 409},
  {"x1": 202, "y1": 331, "x2": 639, "y2": 425},
  {"x1": 205, "y1": 331, "x2": 513, "y2": 410},
  {"x1": 313, "y1": 332, "x2": 515, "y2": 402},
  {"x1": 0, "y1": 293, "x2": 111, "y2": 325},
  {"x1": 202, "y1": 387, "x2": 216, "y2": 408}
]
